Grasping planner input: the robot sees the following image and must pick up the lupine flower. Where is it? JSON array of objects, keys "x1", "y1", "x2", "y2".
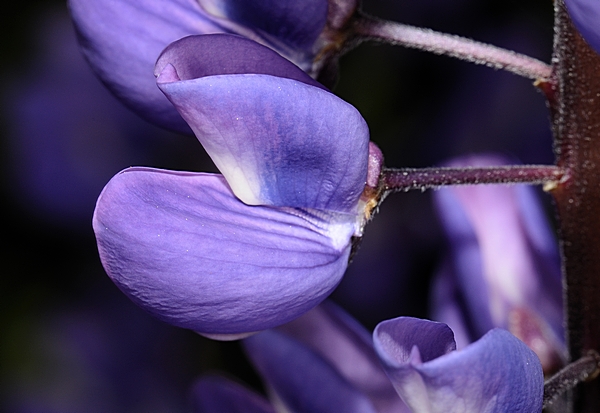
[
  {"x1": 431, "y1": 155, "x2": 565, "y2": 373},
  {"x1": 373, "y1": 316, "x2": 543, "y2": 413},
  {"x1": 92, "y1": 35, "x2": 375, "y2": 339},
  {"x1": 68, "y1": 0, "x2": 357, "y2": 132},
  {"x1": 190, "y1": 301, "x2": 543, "y2": 413},
  {"x1": 565, "y1": 0, "x2": 600, "y2": 54}
]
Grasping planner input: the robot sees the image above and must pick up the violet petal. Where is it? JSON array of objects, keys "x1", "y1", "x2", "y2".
[
  {"x1": 92, "y1": 168, "x2": 355, "y2": 336},
  {"x1": 374, "y1": 317, "x2": 543, "y2": 413},
  {"x1": 432, "y1": 155, "x2": 564, "y2": 370},
  {"x1": 156, "y1": 36, "x2": 369, "y2": 213},
  {"x1": 277, "y1": 301, "x2": 411, "y2": 413},
  {"x1": 565, "y1": 0, "x2": 600, "y2": 54},
  {"x1": 198, "y1": 0, "x2": 328, "y2": 50},
  {"x1": 68, "y1": 0, "x2": 226, "y2": 132},
  {"x1": 244, "y1": 329, "x2": 378, "y2": 413},
  {"x1": 154, "y1": 34, "x2": 325, "y2": 89}
]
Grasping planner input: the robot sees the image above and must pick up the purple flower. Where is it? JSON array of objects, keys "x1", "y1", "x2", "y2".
[
  {"x1": 565, "y1": 0, "x2": 600, "y2": 54},
  {"x1": 191, "y1": 301, "x2": 543, "y2": 413},
  {"x1": 92, "y1": 35, "x2": 375, "y2": 339},
  {"x1": 373, "y1": 317, "x2": 544, "y2": 413},
  {"x1": 432, "y1": 155, "x2": 565, "y2": 373},
  {"x1": 68, "y1": 0, "x2": 357, "y2": 132}
]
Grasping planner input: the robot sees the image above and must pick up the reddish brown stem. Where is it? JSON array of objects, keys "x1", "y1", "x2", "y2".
[
  {"x1": 548, "y1": 2, "x2": 600, "y2": 411},
  {"x1": 382, "y1": 165, "x2": 564, "y2": 193}
]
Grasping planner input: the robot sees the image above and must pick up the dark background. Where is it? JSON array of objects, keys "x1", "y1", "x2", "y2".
[{"x1": 0, "y1": 0, "x2": 555, "y2": 411}]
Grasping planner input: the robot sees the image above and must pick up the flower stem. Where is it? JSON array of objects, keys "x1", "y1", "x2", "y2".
[
  {"x1": 543, "y1": 351, "x2": 600, "y2": 409},
  {"x1": 351, "y1": 13, "x2": 553, "y2": 81},
  {"x1": 546, "y1": 2, "x2": 600, "y2": 412},
  {"x1": 381, "y1": 165, "x2": 564, "y2": 193}
]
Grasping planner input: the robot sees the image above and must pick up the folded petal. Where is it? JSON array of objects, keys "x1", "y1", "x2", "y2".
[
  {"x1": 92, "y1": 168, "x2": 356, "y2": 336},
  {"x1": 244, "y1": 329, "x2": 378, "y2": 413},
  {"x1": 373, "y1": 317, "x2": 543, "y2": 413},
  {"x1": 190, "y1": 376, "x2": 275, "y2": 413},
  {"x1": 278, "y1": 301, "x2": 411, "y2": 413},
  {"x1": 565, "y1": 0, "x2": 600, "y2": 54},
  {"x1": 68, "y1": 0, "x2": 225, "y2": 132},
  {"x1": 156, "y1": 35, "x2": 369, "y2": 213},
  {"x1": 198, "y1": 0, "x2": 328, "y2": 51},
  {"x1": 154, "y1": 34, "x2": 325, "y2": 89}
]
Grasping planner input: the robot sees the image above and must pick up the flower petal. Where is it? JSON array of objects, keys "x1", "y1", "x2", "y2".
[
  {"x1": 156, "y1": 36, "x2": 369, "y2": 213},
  {"x1": 565, "y1": 0, "x2": 600, "y2": 54},
  {"x1": 373, "y1": 317, "x2": 544, "y2": 413},
  {"x1": 92, "y1": 167, "x2": 355, "y2": 336},
  {"x1": 198, "y1": 0, "x2": 328, "y2": 51},
  {"x1": 68, "y1": 0, "x2": 225, "y2": 132},
  {"x1": 190, "y1": 376, "x2": 275, "y2": 413},
  {"x1": 244, "y1": 329, "x2": 378, "y2": 413},
  {"x1": 432, "y1": 155, "x2": 564, "y2": 371},
  {"x1": 277, "y1": 301, "x2": 411, "y2": 413},
  {"x1": 154, "y1": 34, "x2": 325, "y2": 89}
]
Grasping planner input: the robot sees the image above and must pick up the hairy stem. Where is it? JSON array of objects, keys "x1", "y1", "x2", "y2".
[
  {"x1": 547, "y1": 2, "x2": 600, "y2": 411},
  {"x1": 381, "y1": 165, "x2": 564, "y2": 193},
  {"x1": 352, "y1": 13, "x2": 553, "y2": 81},
  {"x1": 543, "y1": 351, "x2": 600, "y2": 409}
]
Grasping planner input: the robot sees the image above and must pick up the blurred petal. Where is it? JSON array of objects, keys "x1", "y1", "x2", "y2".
[
  {"x1": 92, "y1": 168, "x2": 355, "y2": 336},
  {"x1": 373, "y1": 317, "x2": 543, "y2": 413},
  {"x1": 191, "y1": 376, "x2": 275, "y2": 413},
  {"x1": 244, "y1": 329, "x2": 378, "y2": 413},
  {"x1": 430, "y1": 260, "x2": 472, "y2": 350},
  {"x1": 565, "y1": 0, "x2": 600, "y2": 54},
  {"x1": 432, "y1": 155, "x2": 564, "y2": 371},
  {"x1": 156, "y1": 35, "x2": 369, "y2": 213},
  {"x1": 68, "y1": 0, "x2": 225, "y2": 132},
  {"x1": 278, "y1": 301, "x2": 411, "y2": 413},
  {"x1": 198, "y1": 0, "x2": 327, "y2": 51}
]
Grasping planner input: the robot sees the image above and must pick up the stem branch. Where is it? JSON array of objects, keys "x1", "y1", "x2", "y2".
[
  {"x1": 543, "y1": 351, "x2": 600, "y2": 409},
  {"x1": 352, "y1": 14, "x2": 553, "y2": 80},
  {"x1": 382, "y1": 165, "x2": 564, "y2": 193}
]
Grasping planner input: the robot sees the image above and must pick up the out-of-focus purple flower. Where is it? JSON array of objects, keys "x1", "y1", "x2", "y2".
[
  {"x1": 68, "y1": 0, "x2": 357, "y2": 132},
  {"x1": 92, "y1": 35, "x2": 375, "y2": 339},
  {"x1": 192, "y1": 301, "x2": 542, "y2": 413},
  {"x1": 565, "y1": 0, "x2": 600, "y2": 54},
  {"x1": 252, "y1": 301, "x2": 409, "y2": 413},
  {"x1": 3, "y1": 9, "x2": 187, "y2": 230},
  {"x1": 192, "y1": 301, "x2": 407, "y2": 412},
  {"x1": 432, "y1": 155, "x2": 565, "y2": 373},
  {"x1": 373, "y1": 317, "x2": 544, "y2": 413}
]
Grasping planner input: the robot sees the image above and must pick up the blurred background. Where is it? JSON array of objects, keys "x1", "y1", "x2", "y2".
[{"x1": 0, "y1": 0, "x2": 555, "y2": 411}]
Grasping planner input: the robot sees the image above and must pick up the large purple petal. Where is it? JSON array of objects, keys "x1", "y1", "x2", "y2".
[
  {"x1": 277, "y1": 302, "x2": 410, "y2": 413},
  {"x1": 68, "y1": 0, "x2": 225, "y2": 133},
  {"x1": 198, "y1": 0, "x2": 328, "y2": 51},
  {"x1": 92, "y1": 168, "x2": 356, "y2": 337},
  {"x1": 373, "y1": 317, "x2": 543, "y2": 413},
  {"x1": 244, "y1": 329, "x2": 378, "y2": 413},
  {"x1": 565, "y1": 0, "x2": 600, "y2": 54},
  {"x1": 156, "y1": 36, "x2": 369, "y2": 213},
  {"x1": 190, "y1": 376, "x2": 275, "y2": 413}
]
